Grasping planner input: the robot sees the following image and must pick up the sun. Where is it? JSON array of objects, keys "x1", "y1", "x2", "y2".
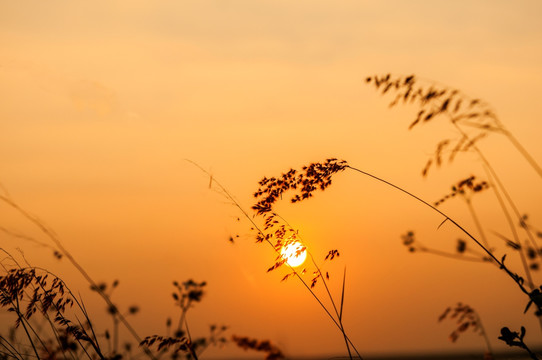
[{"x1": 281, "y1": 241, "x2": 307, "y2": 267}]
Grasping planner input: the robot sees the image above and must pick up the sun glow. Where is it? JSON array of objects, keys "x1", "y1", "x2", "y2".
[{"x1": 281, "y1": 241, "x2": 307, "y2": 267}]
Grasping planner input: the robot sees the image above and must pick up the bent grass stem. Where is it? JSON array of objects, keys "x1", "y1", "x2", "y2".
[
  {"x1": 271, "y1": 213, "x2": 353, "y2": 359},
  {"x1": 0, "y1": 194, "x2": 156, "y2": 360},
  {"x1": 345, "y1": 165, "x2": 536, "y2": 303},
  {"x1": 14, "y1": 296, "x2": 41, "y2": 360},
  {"x1": 448, "y1": 121, "x2": 537, "y2": 290},
  {"x1": 187, "y1": 160, "x2": 362, "y2": 359}
]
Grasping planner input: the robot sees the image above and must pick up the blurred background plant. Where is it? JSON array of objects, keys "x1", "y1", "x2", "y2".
[
  {"x1": 438, "y1": 303, "x2": 493, "y2": 359},
  {"x1": 140, "y1": 279, "x2": 229, "y2": 360}
]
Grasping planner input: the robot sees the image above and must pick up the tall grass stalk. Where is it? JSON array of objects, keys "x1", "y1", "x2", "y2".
[
  {"x1": 345, "y1": 163, "x2": 536, "y2": 302},
  {"x1": 0, "y1": 192, "x2": 156, "y2": 360},
  {"x1": 366, "y1": 74, "x2": 542, "y2": 179},
  {"x1": 0, "y1": 258, "x2": 107, "y2": 360},
  {"x1": 249, "y1": 157, "x2": 541, "y2": 357},
  {"x1": 453, "y1": 123, "x2": 538, "y2": 289},
  {"x1": 188, "y1": 160, "x2": 362, "y2": 360},
  {"x1": 366, "y1": 74, "x2": 542, "y2": 336},
  {"x1": 366, "y1": 74, "x2": 542, "y2": 254}
]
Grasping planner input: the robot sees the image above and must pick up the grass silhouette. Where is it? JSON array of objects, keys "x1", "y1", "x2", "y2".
[
  {"x1": 365, "y1": 74, "x2": 542, "y2": 356},
  {"x1": 249, "y1": 157, "x2": 541, "y2": 358},
  {"x1": 189, "y1": 160, "x2": 362, "y2": 359},
  {"x1": 0, "y1": 194, "x2": 241, "y2": 359},
  {"x1": 438, "y1": 303, "x2": 493, "y2": 356},
  {"x1": 1, "y1": 73, "x2": 541, "y2": 359}
]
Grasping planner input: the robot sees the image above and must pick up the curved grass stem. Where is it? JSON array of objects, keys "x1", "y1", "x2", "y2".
[
  {"x1": 271, "y1": 213, "x2": 354, "y2": 358},
  {"x1": 13, "y1": 295, "x2": 42, "y2": 360},
  {"x1": 503, "y1": 130, "x2": 542, "y2": 179},
  {"x1": 464, "y1": 200, "x2": 489, "y2": 249},
  {"x1": 188, "y1": 160, "x2": 362, "y2": 359},
  {"x1": 345, "y1": 165, "x2": 536, "y2": 303},
  {"x1": 0, "y1": 194, "x2": 156, "y2": 360}
]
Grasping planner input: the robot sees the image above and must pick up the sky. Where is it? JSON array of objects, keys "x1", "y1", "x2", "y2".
[{"x1": 1, "y1": 0, "x2": 542, "y2": 358}]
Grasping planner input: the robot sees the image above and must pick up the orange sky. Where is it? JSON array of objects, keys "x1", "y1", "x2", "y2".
[{"x1": 2, "y1": 1, "x2": 542, "y2": 358}]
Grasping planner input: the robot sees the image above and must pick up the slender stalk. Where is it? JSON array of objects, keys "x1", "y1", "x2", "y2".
[
  {"x1": 464, "y1": 200, "x2": 489, "y2": 248},
  {"x1": 24, "y1": 267, "x2": 106, "y2": 359},
  {"x1": 78, "y1": 298, "x2": 107, "y2": 359},
  {"x1": 413, "y1": 86, "x2": 542, "y2": 293},
  {"x1": 113, "y1": 316, "x2": 119, "y2": 354},
  {"x1": 480, "y1": 163, "x2": 522, "y2": 248},
  {"x1": 418, "y1": 247, "x2": 487, "y2": 262},
  {"x1": 188, "y1": 161, "x2": 362, "y2": 359},
  {"x1": 422, "y1": 103, "x2": 537, "y2": 290},
  {"x1": 307, "y1": 251, "x2": 353, "y2": 360},
  {"x1": 182, "y1": 315, "x2": 198, "y2": 360},
  {"x1": 449, "y1": 97, "x2": 539, "y2": 262},
  {"x1": 502, "y1": 129, "x2": 542, "y2": 179},
  {"x1": 0, "y1": 335, "x2": 24, "y2": 360},
  {"x1": 177, "y1": 302, "x2": 188, "y2": 335},
  {"x1": 1, "y1": 286, "x2": 52, "y2": 359},
  {"x1": 0, "y1": 250, "x2": 107, "y2": 360},
  {"x1": 14, "y1": 297, "x2": 41, "y2": 360},
  {"x1": 469, "y1": 145, "x2": 536, "y2": 290},
  {"x1": 395, "y1": 78, "x2": 541, "y2": 293},
  {"x1": 0, "y1": 194, "x2": 156, "y2": 360},
  {"x1": 470, "y1": 145, "x2": 542, "y2": 329},
  {"x1": 346, "y1": 165, "x2": 535, "y2": 302},
  {"x1": 476, "y1": 313, "x2": 493, "y2": 357},
  {"x1": 73, "y1": 316, "x2": 98, "y2": 360},
  {"x1": 41, "y1": 305, "x2": 81, "y2": 360},
  {"x1": 402, "y1": 74, "x2": 542, "y2": 179},
  {"x1": 374, "y1": 73, "x2": 541, "y2": 288},
  {"x1": 273, "y1": 214, "x2": 354, "y2": 359},
  {"x1": 474, "y1": 153, "x2": 542, "y2": 336}
]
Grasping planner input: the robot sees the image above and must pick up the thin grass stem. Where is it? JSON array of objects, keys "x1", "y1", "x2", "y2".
[
  {"x1": 0, "y1": 194, "x2": 156, "y2": 360},
  {"x1": 465, "y1": 200, "x2": 489, "y2": 248},
  {"x1": 418, "y1": 247, "x2": 488, "y2": 262},
  {"x1": 0, "y1": 335, "x2": 23, "y2": 360},
  {"x1": 346, "y1": 165, "x2": 535, "y2": 303},
  {"x1": 14, "y1": 297, "x2": 41, "y2": 360},
  {"x1": 468, "y1": 144, "x2": 536, "y2": 289},
  {"x1": 502, "y1": 130, "x2": 542, "y2": 179},
  {"x1": 188, "y1": 160, "x2": 362, "y2": 359},
  {"x1": 271, "y1": 213, "x2": 354, "y2": 358}
]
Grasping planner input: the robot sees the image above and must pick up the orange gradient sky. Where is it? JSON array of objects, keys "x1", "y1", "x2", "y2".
[{"x1": 2, "y1": 1, "x2": 542, "y2": 358}]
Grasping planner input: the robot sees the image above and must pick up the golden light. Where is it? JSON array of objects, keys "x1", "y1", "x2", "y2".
[{"x1": 281, "y1": 241, "x2": 307, "y2": 267}]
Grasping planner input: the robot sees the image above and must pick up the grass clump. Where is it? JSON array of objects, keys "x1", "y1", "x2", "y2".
[{"x1": 2, "y1": 72, "x2": 541, "y2": 359}]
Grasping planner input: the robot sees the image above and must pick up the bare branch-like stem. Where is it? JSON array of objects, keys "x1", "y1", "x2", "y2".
[{"x1": 346, "y1": 165, "x2": 534, "y2": 301}]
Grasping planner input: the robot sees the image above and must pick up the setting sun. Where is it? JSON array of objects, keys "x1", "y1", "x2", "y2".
[{"x1": 281, "y1": 241, "x2": 307, "y2": 267}]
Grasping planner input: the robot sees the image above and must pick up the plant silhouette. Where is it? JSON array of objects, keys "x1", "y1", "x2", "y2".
[{"x1": 250, "y1": 157, "x2": 541, "y2": 358}]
